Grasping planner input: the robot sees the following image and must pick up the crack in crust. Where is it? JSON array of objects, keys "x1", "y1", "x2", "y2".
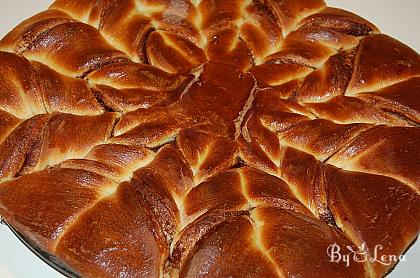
[{"x1": 0, "y1": 1, "x2": 419, "y2": 277}]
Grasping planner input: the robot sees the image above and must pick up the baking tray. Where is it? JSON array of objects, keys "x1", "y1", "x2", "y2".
[{"x1": 0, "y1": 219, "x2": 79, "y2": 278}]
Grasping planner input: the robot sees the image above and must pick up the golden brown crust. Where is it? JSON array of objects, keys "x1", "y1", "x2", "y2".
[
  {"x1": 0, "y1": 1, "x2": 419, "y2": 277},
  {"x1": 325, "y1": 166, "x2": 420, "y2": 275},
  {"x1": 0, "y1": 168, "x2": 114, "y2": 251},
  {"x1": 55, "y1": 181, "x2": 166, "y2": 278}
]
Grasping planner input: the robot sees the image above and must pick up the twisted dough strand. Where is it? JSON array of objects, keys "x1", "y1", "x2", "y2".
[{"x1": 0, "y1": 1, "x2": 419, "y2": 277}]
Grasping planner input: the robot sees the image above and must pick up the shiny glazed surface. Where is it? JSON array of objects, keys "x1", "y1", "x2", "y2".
[{"x1": 0, "y1": 0, "x2": 419, "y2": 277}]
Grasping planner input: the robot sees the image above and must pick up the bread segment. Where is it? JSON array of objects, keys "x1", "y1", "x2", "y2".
[{"x1": 0, "y1": 0, "x2": 419, "y2": 277}]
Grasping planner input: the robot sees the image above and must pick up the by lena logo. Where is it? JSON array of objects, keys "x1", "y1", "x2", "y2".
[{"x1": 327, "y1": 243, "x2": 407, "y2": 267}]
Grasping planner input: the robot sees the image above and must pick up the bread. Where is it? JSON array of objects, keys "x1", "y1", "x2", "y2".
[{"x1": 0, "y1": 0, "x2": 419, "y2": 277}]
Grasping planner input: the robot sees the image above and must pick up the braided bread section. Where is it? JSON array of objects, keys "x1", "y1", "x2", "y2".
[{"x1": 0, "y1": 1, "x2": 419, "y2": 277}]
